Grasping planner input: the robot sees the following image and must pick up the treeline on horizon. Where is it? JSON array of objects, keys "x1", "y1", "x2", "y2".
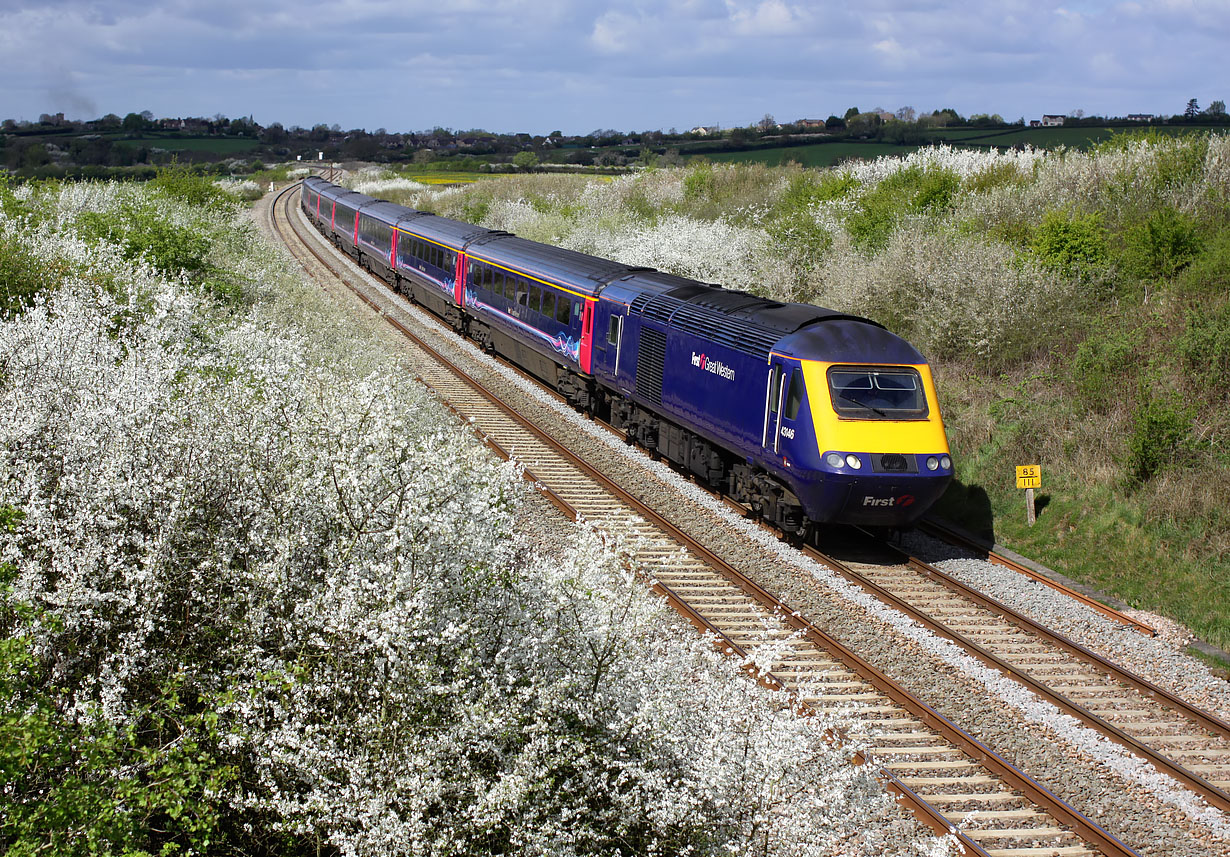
[{"x1": 2, "y1": 98, "x2": 1228, "y2": 179}]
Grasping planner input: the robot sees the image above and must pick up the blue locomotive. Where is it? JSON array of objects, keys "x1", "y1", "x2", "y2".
[{"x1": 301, "y1": 176, "x2": 953, "y2": 531}]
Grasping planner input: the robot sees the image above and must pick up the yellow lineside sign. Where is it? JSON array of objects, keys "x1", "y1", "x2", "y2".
[{"x1": 1016, "y1": 464, "x2": 1041, "y2": 490}]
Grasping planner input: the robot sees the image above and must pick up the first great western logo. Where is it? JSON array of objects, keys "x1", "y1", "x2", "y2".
[{"x1": 691, "y1": 352, "x2": 736, "y2": 381}]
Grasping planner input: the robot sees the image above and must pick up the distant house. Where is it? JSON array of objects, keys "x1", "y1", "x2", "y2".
[
  {"x1": 689, "y1": 126, "x2": 720, "y2": 136},
  {"x1": 1126, "y1": 114, "x2": 1154, "y2": 122},
  {"x1": 1029, "y1": 120, "x2": 1043, "y2": 128},
  {"x1": 795, "y1": 118, "x2": 826, "y2": 128},
  {"x1": 1041, "y1": 115, "x2": 1065, "y2": 127}
]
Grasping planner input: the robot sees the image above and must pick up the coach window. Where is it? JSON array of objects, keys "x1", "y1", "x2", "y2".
[
  {"x1": 540, "y1": 290, "x2": 556, "y2": 321},
  {"x1": 784, "y1": 370, "x2": 803, "y2": 420},
  {"x1": 528, "y1": 285, "x2": 542, "y2": 314},
  {"x1": 516, "y1": 280, "x2": 528, "y2": 307},
  {"x1": 557, "y1": 297, "x2": 572, "y2": 325}
]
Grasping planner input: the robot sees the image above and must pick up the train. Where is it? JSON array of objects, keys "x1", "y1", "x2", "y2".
[{"x1": 300, "y1": 175, "x2": 953, "y2": 533}]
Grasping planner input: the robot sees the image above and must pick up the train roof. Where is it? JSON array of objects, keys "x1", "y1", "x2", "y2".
[
  {"x1": 360, "y1": 200, "x2": 408, "y2": 222},
  {"x1": 777, "y1": 319, "x2": 926, "y2": 365},
  {"x1": 396, "y1": 212, "x2": 494, "y2": 246},
  {"x1": 331, "y1": 190, "x2": 374, "y2": 210},
  {"x1": 465, "y1": 234, "x2": 642, "y2": 297},
  {"x1": 607, "y1": 271, "x2": 899, "y2": 362}
]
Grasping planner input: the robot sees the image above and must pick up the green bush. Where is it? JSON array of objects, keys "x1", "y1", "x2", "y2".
[
  {"x1": 0, "y1": 176, "x2": 25, "y2": 221},
  {"x1": 845, "y1": 166, "x2": 959, "y2": 252},
  {"x1": 1070, "y1": 323, "x2": 1142, "y2": 411},
  {"x1": 1126, "y1": 394, "x2": 1194, "y2": 485},
  {"x1": 1177, "y1": 301, "x2": 1230, "y2": 394},
  {"x1": 1123, "y1": 206, "x2": 1203, "y2": 280},
  {"x1": 0, "y1": 235, "x2": 52, "y2": 318},
  {"x1": 149, "y1": 163, "x2": 236, "y2": 212},
  {"x1": 963, "y1": 161, "x2": 1029, "y2": 195},
  {"x1": 681, "y1": 161, "x2": 716, "y2": 202},
  {"x1": 1031, "y1": 209, "x2": 1108, "y2": 270},
  {"x1": 1174, "y1": 228, "x2": 1230, "y2": 298},
  {"x1": 78, "y1": 205, "x2": 212, "y2": 279}
]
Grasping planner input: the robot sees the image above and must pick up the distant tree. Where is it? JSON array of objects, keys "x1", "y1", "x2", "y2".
[
  {"x1": 1207, "y1": 100, "x2": 1227, "y2": 117},
  {"x1": 342, "y1": 133, "x2": 378, "y2": 160},
  {"x1": 121, "y1": 112, "x2": 148, "y2": 135},
  {"x1": 925, "y1": 108, "x2": 963, "y2": 127},
  {"x1": 895, "y1": 106, "x2": 916, "y2": 122},
  {"x1": 512, "y1": 151, "x2": 539, "y2": 171},
  {"x1": 1070, "y1": 108, "x2": 1085, "y2": 119},
  {"x1": 846, "y1": 112, "x2": 881, "y2": 136},
  {"x1": 843, "y1": 106, "x2": 860, "y2": 120},
  {"x1": 757, "y1": 113, "x2": 776, "y2": 132},
  {"x1": 1185, "y1": 98, "x2": 1200, "y2": 118},
  {"x1": 260, "y1": 123, "x2": 287, "y2": 145},
  {"x1": 825, "y1": 115, "x2": 844, "y2": 129}
]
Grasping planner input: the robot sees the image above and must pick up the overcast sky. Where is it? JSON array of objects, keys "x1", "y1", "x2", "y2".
[{"x1": 2, "y1": 0, "x2": 1227, "y2": 135}]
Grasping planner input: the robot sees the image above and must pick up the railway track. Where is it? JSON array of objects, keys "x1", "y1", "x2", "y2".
[
  {"x1": 267, "y1": 182, "x2": 1143, "y2": 857},
  {"x1": 808, "y1": 529, "x2": 1230, "y2": 816}
]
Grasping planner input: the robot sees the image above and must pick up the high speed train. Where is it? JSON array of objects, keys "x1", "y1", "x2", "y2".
[{"x1": 301, "y1": 175, "x2": 953, "y2": 532}]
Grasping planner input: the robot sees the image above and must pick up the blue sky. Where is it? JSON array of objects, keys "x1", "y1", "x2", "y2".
[{"x1": 2, "y1": 0, "x2": 1227, "y2": 134}]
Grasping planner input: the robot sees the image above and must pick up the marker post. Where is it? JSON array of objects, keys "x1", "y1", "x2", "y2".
[{"x1": 1015, "y1": 465, "x2": 1041, "y2": 526}]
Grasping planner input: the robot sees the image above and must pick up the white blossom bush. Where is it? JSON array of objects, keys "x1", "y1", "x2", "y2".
[{"x1": 0, "y1": 178, "x2": 954, "y2": 857}]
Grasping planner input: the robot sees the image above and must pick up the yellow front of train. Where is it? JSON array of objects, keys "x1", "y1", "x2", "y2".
[{"x1": 799, "y1": 358, "x2": 953, "y2": 525}]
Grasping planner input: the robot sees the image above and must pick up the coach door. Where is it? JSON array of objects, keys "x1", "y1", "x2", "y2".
[
  {"x1": 605, "y1": 303, "x2": 631, "y2": 390},
  {"x1": 762, "y1": 357, "x2": 789, "y2": 457}
]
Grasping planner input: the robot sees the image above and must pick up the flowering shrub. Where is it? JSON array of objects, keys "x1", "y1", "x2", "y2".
[{"x1": 0, "y1": 179, "x2": 951, "y2": 856}]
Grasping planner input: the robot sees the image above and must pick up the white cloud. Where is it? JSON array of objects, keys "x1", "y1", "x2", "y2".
[
  {"x1": 590, "y1": 10, "x2": 641, "y2": 54},
  {"x1": 727, "y1": 0, "x2": 807, "y2": 36}
]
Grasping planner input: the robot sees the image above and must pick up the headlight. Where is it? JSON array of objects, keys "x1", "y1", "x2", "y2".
[
  {"x1": 845, "y1": 454, "x2": 862, "y2": 470},
  {"x1": 940, "y1": 455, "x2": 952, "y2": 470},
  {"x1": 825, "y1": 452, "x2": 844, "y2": 468},
  {"x1": 926, "y1": 456, "x2": 939, "y2": 471}
]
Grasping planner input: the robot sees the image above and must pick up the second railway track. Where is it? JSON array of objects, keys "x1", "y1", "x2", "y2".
[{"x1": 266, "y1": 181, "x2": 1229, "y2": 856}]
